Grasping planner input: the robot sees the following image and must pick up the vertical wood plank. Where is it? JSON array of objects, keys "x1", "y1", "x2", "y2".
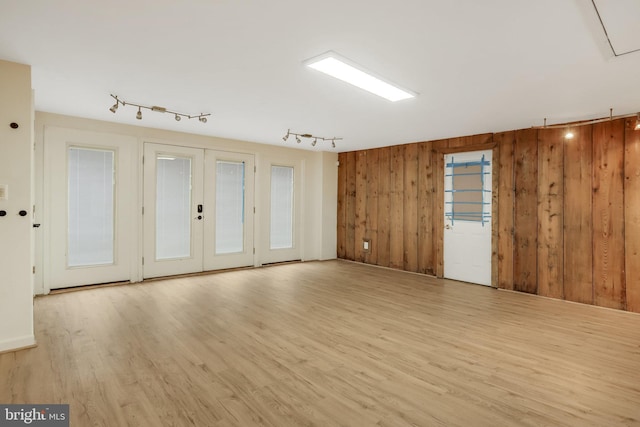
[
  {"x1": 404, "y1": 143, "x2": 419, "y2": 272},
  {"x1": 625, "y1": 117, "x2": 640, "y2": 313},
  {"x1": 389, "y1": 145, "x2": 405, "y2": 269},
  {"x1": 432, "y1": 139, "x2": 448, "y2": 277},
  {"x1": 491, "y1": 143, "x2": 500, "y2": 288},
  {"x1": 345, "y1": 151, "x2": 357, "y2": 261},
  {"x1": 418, "y1": 142, "x2": 434, "y2": 275},
  {"x1": 354, "y1": 151, "x2": 367, "y2": 262},
  {"x1": 537, "y1": 128, "x2": 564, "y2": 299},
  {"x1": 365, "y1": 149, "x2": 379, "y2": 265},
  {"x1": 336, "y1": 152, "x2": 347, "y2": 259},
  {"x1": 563, "y1": 126, "x2": 593, "y2": 304},
  {"x1": 377, "y1": 147, "x2": 391, "y2": 267},
  {"x1": 513, "y1": 128, "x2": 538, "y2": 294},
  {"x1": 592, "y1": 120, "x2": 625, "y2": 309},
  {"x1": 496, "y1": 131, "x2": 515, "y2": 290}
]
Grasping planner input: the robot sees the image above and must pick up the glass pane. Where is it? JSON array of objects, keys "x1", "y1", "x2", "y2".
[
  {"x1": 156, "y1": 156, "x2": 192, "y2": 260},
  {"x1": 68, "y1": 147, "x2": 114, "y2": 267},
  {"x1": 270, "y1": 165, "x2": 294, "y2": 249},
  {"x1": 216, "y1": 161, "x2": 245, "y2": 254}
]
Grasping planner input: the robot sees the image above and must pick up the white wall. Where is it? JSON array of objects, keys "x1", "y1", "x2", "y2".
[
  {"x1": 0, "y1": 60, "x2": 35, "y2": 352},
  {"x1": 34, "y1": 112, "x2": 338, "y2": 293}
]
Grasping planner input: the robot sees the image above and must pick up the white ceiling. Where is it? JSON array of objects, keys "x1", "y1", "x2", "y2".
[{"x1": 1, "y1": 0, "x2": 639, "y2": 152}]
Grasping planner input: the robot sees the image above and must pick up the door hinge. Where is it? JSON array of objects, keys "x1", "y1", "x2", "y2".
[
  {"x1": 254, "y1": 165, "x2": 256, "y2": 173},
  {"x1": 253, "y1": 248, "x2": 255, "y2": 254},
  {"x1": 253, "y1": 207, "x2": 255, "y2": 214},
  {"x1": 142, "y1": 155, "x2": 144, "y2": 164},
  {"x1": 142, "y1": 257, "x2": 144, "y2": 265},
  {"x1": 32, "y1": 266, "x2": 35, "y2": 274},
  {"x1": 142, "y1": 206, "x2": 144, "y2": 215}
]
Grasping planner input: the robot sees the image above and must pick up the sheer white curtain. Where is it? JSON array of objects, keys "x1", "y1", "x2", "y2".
[
  {"x1": 67, "y1": 148, "x2": 114, "y2": 267},
  {"x1": 270, "y1": 165, "x2": 294, "y2": 249}
]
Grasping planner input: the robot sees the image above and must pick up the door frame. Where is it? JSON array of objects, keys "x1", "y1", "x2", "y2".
[{"x1": 433, "y1": 141, "x2": 498, "y2": 287}]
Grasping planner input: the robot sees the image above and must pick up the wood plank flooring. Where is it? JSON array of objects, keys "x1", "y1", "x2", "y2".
[{"x1": 2, "y1": 260, "x2": 640, "y2": 426}]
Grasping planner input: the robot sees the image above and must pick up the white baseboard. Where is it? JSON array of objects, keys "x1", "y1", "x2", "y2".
[{"x1": 0, "y1": 335, "x2": 36, "y2": 353}]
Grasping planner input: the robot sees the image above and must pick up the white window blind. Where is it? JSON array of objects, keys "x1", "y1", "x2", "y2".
[
  {"x1": 156, "y1": 156, "x2": 192, "y2": 260},
  {"x1": 215, "y1": 160, "x2": 245, "y2": 254},
  {"x1": 67, "y1": 147, "x2": 115, "y2": 267},
  {"x1": 270, "y1": 165, "x2": 294, "y2": 249}
]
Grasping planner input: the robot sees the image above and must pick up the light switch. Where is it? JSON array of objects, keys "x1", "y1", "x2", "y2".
[{"x1": 363, "y1": 240, "x2": 369, "y2": 250}]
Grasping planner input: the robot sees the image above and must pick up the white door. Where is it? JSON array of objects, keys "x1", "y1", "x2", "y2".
[
  {"x1": 261, "y1": 162, "x2": 302, "y2": 264},
  {"x1": 143, "y1": 143, "x2": 204, "y2": 278},
  {"x1": 443, "y1": 150, "x2": 492, "y2": 286},
  {"x1": 45, "y1": 127, "x2": 136, "y2": 290},
  {"x1": 203, "y1": 150, "x2": 255, "y2": 270},
  {"x1": 143, "y1": 144, "x2": 255, "y2": 278}
]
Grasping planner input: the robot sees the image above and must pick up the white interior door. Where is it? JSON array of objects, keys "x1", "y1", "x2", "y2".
[
  {"x1": 45, "y1": 127, "x2": 136, "y2": 290},
  {"x1": 143, "y1": 143, "x2": 204, "y2": 278},
  {"x1": 203, "y1": 150, "x2": 255, "y2": 270},
  {"x1": 443, "y1": 150, "x2": 492, "y2": 286}
]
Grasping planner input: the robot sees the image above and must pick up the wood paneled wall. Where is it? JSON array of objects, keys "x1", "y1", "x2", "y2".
[{"x1": 337, "y1": 117, "x2": 640, "y2": 313}]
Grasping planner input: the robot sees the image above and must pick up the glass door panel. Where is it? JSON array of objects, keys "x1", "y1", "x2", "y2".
[
  {"x1": 156, "y1": 156, "x2": 192, "y2": 260},
  {"x1": 270, "y1": 165, "x2": 294, "y2": 250}
]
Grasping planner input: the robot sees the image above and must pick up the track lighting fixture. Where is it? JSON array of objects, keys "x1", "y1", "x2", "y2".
[
  {"x1": 282, "y1": 129, "x2": 342, "y2": 148},
  {"x1": 564, "y1": 129, "x2": 574, "y2": 139},
  {"x1": 108, "y1": 94, "x2": 211, "y2": 124}
]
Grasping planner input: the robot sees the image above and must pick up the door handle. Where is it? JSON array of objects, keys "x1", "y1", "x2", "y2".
[{"x1": 196, "y1": 215, "x2": 203, "y2": 220}]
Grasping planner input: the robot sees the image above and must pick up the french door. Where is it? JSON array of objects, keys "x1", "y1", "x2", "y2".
[
  {"x1": 45, "y1": 127, "x2": 137, "y2": 290},
  {"x1": 143, "y1": 143, "x2": 254, "y2": 278}
]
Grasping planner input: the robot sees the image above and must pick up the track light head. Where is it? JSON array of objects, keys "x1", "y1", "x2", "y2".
[
  {"x1": 199, "y1": 116, "x2": 207, "y2": 123},
  {"x1": 175, "y1": 114, "x2": 181, "y2": 121},
  {"x1": 312, "y1": 138, "x2": 317, "y2": 147},
  {"x1": 136, "y1": 107, "x2": 142, "y2": 120},
  {"x1": 109, "y1": 103, "x2": 118, "y2": 113},
  {"x1": 332, "y1": 140, "x2": 336, "y2": 148},
  {"x1": 296, "y1": 136, "x2": 301, "y2": 144}
]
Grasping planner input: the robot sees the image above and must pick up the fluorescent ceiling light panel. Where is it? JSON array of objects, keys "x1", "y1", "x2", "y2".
[{"x1": 304, "y1": 52, "x2": 416, "y2": 102}]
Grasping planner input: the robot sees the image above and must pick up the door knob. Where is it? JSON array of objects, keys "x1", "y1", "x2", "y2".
[
  {"x1": 445, "y1": 224, "x2": 451, "y2": 229},
  {"x1": 196, "y1": 215, "x2": 203, "y2": 220}
]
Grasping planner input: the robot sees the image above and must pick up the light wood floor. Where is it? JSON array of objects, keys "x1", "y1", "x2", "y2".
[{"x1": 2, "y1": 260, "x2": 640, "y2": 426}]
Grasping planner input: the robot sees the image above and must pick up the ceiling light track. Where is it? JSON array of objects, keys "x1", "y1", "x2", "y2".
[
  {"x1": 533, "y1": 108, "x2": 640, "y2": 139},
  {"x1": 282, "y1": 129, "x2": 342, "y2": 148},
  {"x1": 109, "y1": 94, "x2": 211, "y2": 123}
]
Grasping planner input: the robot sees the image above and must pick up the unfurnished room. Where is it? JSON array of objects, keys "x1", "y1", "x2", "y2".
[{"x1": 1, "y1": 1, "x2": 640, "y2": 426}]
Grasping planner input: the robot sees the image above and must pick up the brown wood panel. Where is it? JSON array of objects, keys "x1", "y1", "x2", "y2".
[
  {"x1": 403, "y1": 143, "x2": 419, "y2": 272},
  {"x1": 418, "y1": 142, "x2": 434, "y2": 275},
  {"x1": 592, "y1": 120, "x2": 625, "y2": 309},
  {"x1": 354, "y1": 151, "x2": 367, "y2": 262},
  {"x1": 513, "y1": 128, "x2": 538, "y2": 294},
  {"x1": 625, "y1": 118, "x2": 640, "y2": 313},
  {"x1": 432, "y1": 139, "x2": 448, "y2": 277},
  {"x1": 377, "y1": 147, "x2": 391, "y2": 267},
  {"x1": 389, "y1": 145, "x2": 405, "y2": 269},
  {"x1": 563, "y1": 126, "x2": 593, "y2": 304},
  {"x1": 537, "y1": 128, "x2": 564, "y2": 299},
  {"x1": 345, "y1": 151, "x2": 357, "y2": 261},
  {"x1": 336, "y1": 153, "x2": 347, "y2": 259},
  {"x1": 491, "y1": 144, "x2": 500, "y2": 288},
  {"x1": 496, "y1": 131, "x2": 515, "y2": 291},
  {"x1": 365, "y1": 149, "x2": 379, "y2": 265}
]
